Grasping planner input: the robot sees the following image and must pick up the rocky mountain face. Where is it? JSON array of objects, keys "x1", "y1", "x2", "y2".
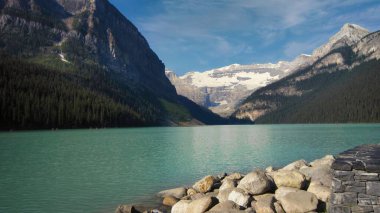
[
  {"x1": 0, "y1": 0, "x2": 232, "y2": 129},
  {"x1": 166, "y1": 54, "x2": 313, "y2": 117},
  {"x1": 0, "y1": 0, "x2": 175, "y2": 97},
  {"x1": 232, "y1": 24, "x2": 380, "y2": 123}
]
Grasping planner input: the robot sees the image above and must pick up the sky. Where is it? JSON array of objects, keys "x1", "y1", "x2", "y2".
[{"x1": 109, "y1": 0, "x2": 380, "y2": 75}]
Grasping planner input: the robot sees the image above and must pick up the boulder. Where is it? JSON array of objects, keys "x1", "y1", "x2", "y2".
[
  {"x1": 237, "y1": 170, "x2": 271, "y2": 195},
  {"x1": 310, "y1": 155, "x2": 335, "y2": 167},
  {"x1": 252, "y1": 194, "x2": 275, "y2": 213},
  {"x1": 208, "y1": 200, "x2": 241, "y2": 212},
  {"x1": 228, "y1": 188, "x2": 252, "y2": 208},
  {"x1": 187, "y1": 196, "x2": 216, "y2": 213},
  {"x1": 115, "y1": 205, "x2": 139, "y2": 213},
  {"x1": 274, "y1": 187, "x2": 300, "y2": 201},
  {"x1": 265, "y1": 166, "x2": 274, "y2": 173},
  {"x1": 281, "y1": 159, "x2": 309, "y2": 171},
  {"x1": 171, "y1": 200, "x2": 191, "y2": 213},
  {"x1": 279, "y1": 191, "x2": 318, "y2": 213},
  {"x1": 245, "y1": 208, "x2": 255, "y2": 213},
  {"x1": 225, "y1": 173, "x2": 243, "y2": 181},
  {"x1": 274, "y1": 202, "x2": 285, "y2": 213},
  {"x1": 187, "y1": 188, "x2": 198, "y2": 196},
  {"x1": 143, "y1": 210, "x2": 163, "y2": 213},
  {"x1": 188, "y1": 193, "x2": 207, "y2": 201},
  {"x1": 220, "y1": 178, "x2": 236, "y2": 191},
  {"x1": 193, "y1": 176, "x2": 216, "y2": 193},
  {"x1": 299, "y1": 165, "x2": 333, "y2": 187},
  {"x1": 157, "y1": 187, "x2": 187, "y2": 199},
  {"x1": 307, "y1": 181, "x2": 331, "y2": 202},
  {"x1": 215, "y1": 173, "x2": 227, "y2": 182},
  {"x1": 217, "y1": 188, "x2": 234, "y2": 202},
  {"x1": 272, "y1": 170, "x2": 306, "y2": 189},
  {"x1": 162, "y1": 196, "x2": 178, "y2": 206}
]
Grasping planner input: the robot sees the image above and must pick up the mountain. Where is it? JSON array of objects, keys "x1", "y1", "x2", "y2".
[
  {"x1": 0, "y1": 0, "x2": 232, "y2": 129},
  {"x1": 232, "y1": 24, "x2": 380, "y2": 123},
  {"x1": 166, "y1": 54, "x2": 313, "y2": 117}
]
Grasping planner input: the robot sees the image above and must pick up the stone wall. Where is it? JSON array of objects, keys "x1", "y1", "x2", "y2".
[{"x1": 330, "y1": 144, "x2": 380, "y2": 213}]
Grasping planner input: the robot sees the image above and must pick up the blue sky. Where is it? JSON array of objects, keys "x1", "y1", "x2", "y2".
[{"x1": 109, "y1": 0, "x2": 380, "y2": 75}]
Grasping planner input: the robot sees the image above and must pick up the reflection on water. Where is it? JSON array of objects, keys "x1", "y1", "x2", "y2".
[{"x1": 0, "y1": 124, "x2": 380, "y2": 213}]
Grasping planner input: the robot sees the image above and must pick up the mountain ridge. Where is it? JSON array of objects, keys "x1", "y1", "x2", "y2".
[
  {"x1": 0, "y1": 0, "x2": 235, "y2": 129},
  {"x1": 232, "y1": 24, "x2": 380, "y2": 123}
]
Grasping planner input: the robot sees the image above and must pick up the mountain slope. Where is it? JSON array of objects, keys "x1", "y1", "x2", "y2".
[
  {"x1": 166, "y1": 54, "x2": 313, "y2": 117},
  {"x1": 0, "y1": 0, "x2": 232, "y2": 129},
  {"x1": 232, "y1": 25, "x2": 380, "y2": 123}
]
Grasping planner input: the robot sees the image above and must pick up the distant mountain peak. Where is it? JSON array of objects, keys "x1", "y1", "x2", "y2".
[
  {"x1": 334, "y1": 23, "x2": 369, "y2": 41},
  {"x1": 312, "y1": 23, "x2": 369, "y2": 58}
]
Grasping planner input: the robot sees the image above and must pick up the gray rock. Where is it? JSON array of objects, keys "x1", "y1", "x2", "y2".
[
  {"x1": 220, "y1": 178, "x2": 236, "y2": 191},
  {"x1": 330, "y1": 192, "x2": 357, "y2": 205},
  {"x1": 345, "y1": 185, "x2": 366, "y2": 193},
  {"x1": 310, "y1": 155, "x2": 335, "y2": 167},
  {"x1": 252, "y1": 194, "x2": 275, "y2": 213},
  {"x1": 172, "y1": 200, "x2": 191, "y2": 213},
  {"x1": 237, "y1": 170, "x2": 271, "y2": 195},
  {"x1": 228, "y1": 188, "x2": 252, "y2": 208},
  {"x1": 244, "y1": 207, "x2": 255, "y2": 213},
  {"x1": 299, "y1": 165, "x2": 332, "y2": 187},
  {"x1": 351, "y1": 205, "x2": 374, "y2": 213},
  {"x1": 274, "y1": 202, "x2": 285, "y2": 213},
  {"x1": 225, "y1": 173, "x2": 243, "y2": 181},
  {"x1": 272, "y1": 170, "x2": 306, "y2": 189},
  {"x1": 157, "y1": 187, "x2": 187, "y2": 199},
  {"x1": 274, "y1": 187, "x2": 300, "y2": 201},
  {"x1": 374, "y1": 205, "x2": 380, "y2": 213},
  {"x1": 217, "y1": 188, "x2": 234, "y2": 202},
  {"x1": 367, "y1": 181, "x2": 380, "y2": 196},
  {"x1": 329, "y1": 205, "x2": 351, "y2": 213},
  {"x1": 333, "y1": 170, "x2": 354, "y2": 181},
  {"x1": 358, "y1": 193, "x2": 379, "y2": 205},
  {"x1": 208, "y1": 201, "x2": 241, "y2": 212},
  {"x1": 193, "y1": 176, "x2": 216, "y2": 193},
  {"x1": 332, "y1": 160, "x2": 353, "y2": 171},
  {"x1": 354, "y1": 172, "x2": 379, "y2": 181},
  {"x1": 307, "y1": 181, "x2": 331, "y2": 202},
  {"x1": 115, "y1": 205, "x2": 139, "y2": 213},
  {"x1": 279, "y1": 191, "x2": 318, "y2": 213},
  {"x1": 332, "y1": 178, "x2": 345, "y2": 193},
  {"x1": 281, "y1": 159, "x2": 309, "y2": 171},
  {"x1": 187, "y1": 196, "x2": 216, "y2": 213}
]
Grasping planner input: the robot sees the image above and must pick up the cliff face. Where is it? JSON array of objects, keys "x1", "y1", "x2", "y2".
[
  {"x1": 0, "y1": 0, "x2": 233, "y2": 129},
  {"x1": 0, "y1": 0, "x2": 176, "y2": 98}
]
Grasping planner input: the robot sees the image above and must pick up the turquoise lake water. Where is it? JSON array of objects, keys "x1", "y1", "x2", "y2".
[{"x1": 1, "y1": 124, "x2": 380, "y2": 213}]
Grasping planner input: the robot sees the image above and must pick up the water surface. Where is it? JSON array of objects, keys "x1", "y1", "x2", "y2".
[{"x1": 1, "y1": 124, "x2": 380, "y2": 213}]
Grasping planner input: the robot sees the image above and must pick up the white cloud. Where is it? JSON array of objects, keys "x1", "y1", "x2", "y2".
[{"x1": 128, "y1": 0, "x2": 380, "y2": 72}]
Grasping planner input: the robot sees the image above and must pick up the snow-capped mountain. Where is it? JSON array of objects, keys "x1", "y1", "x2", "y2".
[
  {"x1": 232, "y1": 23, "x2": 380, "y2": 123},
  {"x1": 166, "y1": 54, "x2": 313, "y2": 117},
  {"x1": 166, "y1": 23, "x2": 372, "y2": 117}
]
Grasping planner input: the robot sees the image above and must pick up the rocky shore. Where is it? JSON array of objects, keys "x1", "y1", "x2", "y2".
[{"x1": 116, "y1": 155, "x2": 335, "y2": 213}]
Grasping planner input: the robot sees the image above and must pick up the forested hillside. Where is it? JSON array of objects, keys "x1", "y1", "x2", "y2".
[
  {"x1": 249, "y1": 59, "x2": 380, "y2": 123},
  {"x1": 0, "y1": 0, "x2": 235, "y2": 130}
]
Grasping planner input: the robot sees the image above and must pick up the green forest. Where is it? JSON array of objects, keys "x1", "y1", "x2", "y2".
[
  {"x1": 252, "y1": 59, "x2": 380, "y2": 123},
  {"x1": 0, "y1": 56, "x2": 166, "y2": 129},
  {"x1": 0, "y1": 55, "x2": 233, "y2": 130}
]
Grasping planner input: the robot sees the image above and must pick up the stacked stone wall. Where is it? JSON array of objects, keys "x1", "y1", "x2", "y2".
[{"x1": 330, "y1": 144, "x2": 380, "y2": 213}]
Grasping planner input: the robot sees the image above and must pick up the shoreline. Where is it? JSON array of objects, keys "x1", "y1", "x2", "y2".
[{"x1": 116, "y1": 155, "x2": 335, "y2": 213}]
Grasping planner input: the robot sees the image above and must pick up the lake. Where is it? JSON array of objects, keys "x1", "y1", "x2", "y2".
[{"x1": 1, "y1": 124, "x2": 380, "y2": 213}]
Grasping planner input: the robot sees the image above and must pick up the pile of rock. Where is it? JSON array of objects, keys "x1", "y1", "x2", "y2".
[{"x1": 148, "y1": 155, "x2": 334, "y2": 213}]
